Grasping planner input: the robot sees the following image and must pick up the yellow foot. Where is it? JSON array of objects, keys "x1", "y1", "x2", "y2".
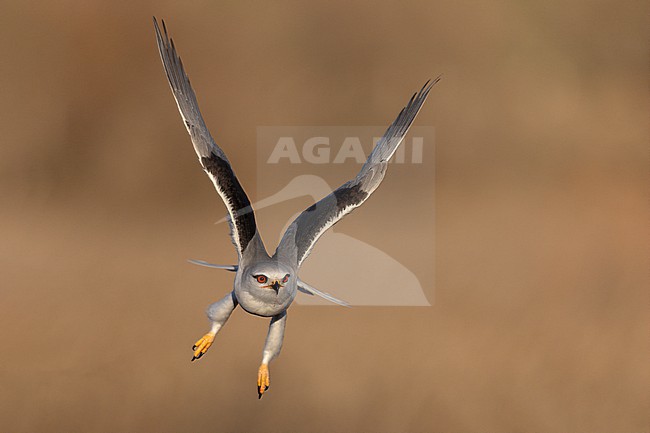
[
  {"x1": 257, "y1": 364, "x2": 270, "y2": 398},
  {"x1": 191, "y1": 333, "x2": 215, "y2": 361}
]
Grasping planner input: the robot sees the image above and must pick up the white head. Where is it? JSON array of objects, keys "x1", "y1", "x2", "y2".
[{"x1": 245, "y1": 262, "x2": 294, "y2": 294}]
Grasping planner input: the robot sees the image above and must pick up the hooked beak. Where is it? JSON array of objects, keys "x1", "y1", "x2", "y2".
[{"x1": 270, "y1": 281, "x2": 280, "y2": 293}]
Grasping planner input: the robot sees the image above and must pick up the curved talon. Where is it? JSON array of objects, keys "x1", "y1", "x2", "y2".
[
  {"x1": 191, "y1": 333, "x2": 215, "y2": 362},
  {"x1": 257, "y1": 363, "x2": 270, "y2": 398}
]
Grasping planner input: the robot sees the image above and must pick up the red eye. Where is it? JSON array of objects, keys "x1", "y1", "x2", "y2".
[
  {"x1": 255, "y1": 275, "x2": 267, "y2": 284},
  {"x1": 282, "y1": 274, "x2": 289, "y2": 284}
]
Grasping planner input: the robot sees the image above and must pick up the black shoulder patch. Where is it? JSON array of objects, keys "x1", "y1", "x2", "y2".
[
  {"x1": 201, "y1": 153, "x2": 257, "y2": 252},
  {"x1": 294, "y1": 182, "x2": 368, "y2": 262}
]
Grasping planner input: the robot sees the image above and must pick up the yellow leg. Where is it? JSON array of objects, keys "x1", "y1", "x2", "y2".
[
  {"x1": 257, "y1": 363, "x2": 270, "y2": 398},
  {"x1": 191, "y1": 333, "x2": 215, "y2": 361}
]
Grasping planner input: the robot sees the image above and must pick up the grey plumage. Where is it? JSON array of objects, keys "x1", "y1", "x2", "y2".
[
  {"x1": 187, "y1": 259, "x2": 237, "y2": 272},
  {"x1": 188, "y1": 259, "x2": 348, "y2": 306},
  {"x1": 278, "y1": 78, "x2": 439, "y2": 267},
  {"x1": 153, "y1": 17, "x2": 438, "y2": 398},
  {"x1": 154, "y1": 18, "x2": 257, "y2": 257}
]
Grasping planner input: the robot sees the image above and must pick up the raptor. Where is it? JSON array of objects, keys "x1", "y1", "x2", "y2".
[{"x1": 153, "y1": 18, "x2": 439, "y2": 398}]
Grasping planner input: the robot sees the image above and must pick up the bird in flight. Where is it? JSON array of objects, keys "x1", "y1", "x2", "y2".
[{"x1": 153, "y1": 17, "x2": 439, "y2": 398}]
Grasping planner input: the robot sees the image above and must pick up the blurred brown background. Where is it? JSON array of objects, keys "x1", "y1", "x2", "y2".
[{"x1": 0, "y1": 1, "x2": 647, "y2": 432}]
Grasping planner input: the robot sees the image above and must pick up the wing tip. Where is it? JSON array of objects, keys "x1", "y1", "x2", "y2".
[{"x1": 297, "y1": 280, "x2": 351, "y2": 307}]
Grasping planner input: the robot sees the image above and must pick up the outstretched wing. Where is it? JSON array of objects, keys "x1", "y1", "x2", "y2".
[
  {"x1": 297, "y1": 279, "x2": 350, "y2": 307},
  {"x1": 277, "y1": 78, "x2": 439, "y2": 267},
  {"x1": 153, "y1": 18, "x2": 257, "y2": 257},
  {"x1": 187, "y1": 259, "x2": 238, "y2": 272}
]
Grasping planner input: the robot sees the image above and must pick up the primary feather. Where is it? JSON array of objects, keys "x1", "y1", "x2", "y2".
[{"x1": 154, "y1": 18, "x2": 258, "y2": 257}]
